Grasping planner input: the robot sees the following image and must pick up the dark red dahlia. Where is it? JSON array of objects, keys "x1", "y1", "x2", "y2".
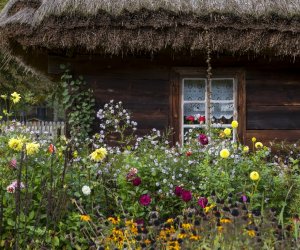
[
  {"x1": 198, "y1": 197, "x2": 208, "y2": 208},
  {"x1": 174, "y1": 186, "x2": 184, "y2": 197},
  {"x1": 139, "y1": 194, "x2": 151, "y2": 206},
  {"x1": 132, "y1": 177, "x2": 142, "y2": 186},
  {"x1": 181, "y1": 190, "x2": 192, "y2": 202},
  {"x1": 198, "y1": 134, "x2": 209, "y2": 145}
]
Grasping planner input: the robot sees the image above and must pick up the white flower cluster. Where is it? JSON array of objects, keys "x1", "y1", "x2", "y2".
[{"x1": 96, "y1": 100, "x2": 138, "y2": 143}]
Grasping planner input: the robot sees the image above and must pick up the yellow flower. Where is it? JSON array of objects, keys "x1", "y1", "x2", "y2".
[
  {"x1": 247, "y1": 230, "x2": 256, "y2": 237},
  {"x1": 80, "y1": 215, "x2": 91, "y2": 222},
  {"x1": 10, "y1": 92, "x2": 21, "y2": 104},
  {"x1": 220, "y1": 218, "x2": 232, "y2": 224},
  {"x1": 220, "y1": 149, "x2": 230, "y2": 159},
  {"x1": 167, "y1": 240, "x2": 180, "y2": 250},
  {"x1": 108, "y1": 217, "x2": 120, "y2": 225},
  {"x1": 144, "y1": 239, "x2": 151, "y2": 245},
  {"x1": 255, "y1": 142, "x2": 263, "y2": 149},
  {"x1": 250, "y1": 171, "x2": 260, "y2": 181},
  {"x1": 204, "y1": 204, "x2": 215, "y2": 213},
  {"x1": 243, "y1": 146, "x2": 249, "y2": 153},
  {"x1": 26, "y1": 142, "x2": 40, "y2": 155},
  {"x1": 0, "y1": 94, "x2": 7, "y2": 100},
  {"x1": 73, "y1": 150, "x2": 78, "y2": 158},
  {"x1": 166, "y1": 218, "x2": 174, "y2": 224},
  {"x1": 231, "y1": 120, "x2": 238, "y2": 128},
  {"x1": 8, "y1": 138, "x2": 23, "y2": 151},
  {"x1": 90, "y1": 147, "x2": 107, "y2": 162},
  {"x1": 189, "y1": 234, "x2": 201, "y2": 240},
  {"x1": 181, "y1": 223, "x2": 192, "y2": 230},
  {"x1": 223, "y1": 128, "x2": 231, "y2": 136},
  {"x1": 177, "y1": 233, "x2": 187, "y2": 239},
  {"x1": 251, "y1": 137, "x2": 256, "y2": 143}
]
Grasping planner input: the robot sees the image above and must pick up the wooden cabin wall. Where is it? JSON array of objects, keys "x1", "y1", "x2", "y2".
[
  {"x1": 48, "y1": 56, "x2": 171, "y2": 136},
  {"x1": 47, "y1": 53, "x2": 300, "y2": 144},
  {"x1": 245, "y1": 68, "x2": 300, "y2": 143}
]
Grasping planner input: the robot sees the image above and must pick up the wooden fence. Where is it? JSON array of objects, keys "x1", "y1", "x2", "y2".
[{"x1": 0, "y1": 121, "x2": 66, "y2": 138}]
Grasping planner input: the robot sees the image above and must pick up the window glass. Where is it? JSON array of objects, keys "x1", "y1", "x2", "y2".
[
  {"x1": 211, "y1": 79, "x2": 233, "y2": 100},
  {"x1": 211, "y1": 103, "x2": 234, "y2": 125},
  {"x1": 184, "y1": 79, "x2": 205, "y2": 101},
  {"x1": 183, "y1": 103, "x2": 205, "y2": 124}
]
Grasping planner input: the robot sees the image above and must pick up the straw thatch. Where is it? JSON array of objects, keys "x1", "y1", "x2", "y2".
[{"x1": 0, "y1": 0, "x2": 299, "y2": 56}]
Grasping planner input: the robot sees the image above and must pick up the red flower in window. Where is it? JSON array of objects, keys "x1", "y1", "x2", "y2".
[
  {"x1": 199, "y1": 116, "x2": 205, "y2": 124},
  {"x1": 186, "y1": 116, "x2": 195, "y2": 122}
]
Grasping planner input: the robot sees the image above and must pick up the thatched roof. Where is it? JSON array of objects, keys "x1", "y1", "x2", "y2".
[{"x1": 0, "y1": 0, "x2": 299, "y2": 57}]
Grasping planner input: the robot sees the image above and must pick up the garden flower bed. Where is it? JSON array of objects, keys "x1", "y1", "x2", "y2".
[{"x1": 0, "y1": 98, "x2": 299, "y2": 249}]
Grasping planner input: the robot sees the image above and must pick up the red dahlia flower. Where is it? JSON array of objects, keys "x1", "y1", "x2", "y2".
[
  {"x1": 174, "y1": 186, "x2": 184, "y2": 197},
  {"x1": 186, "y1": 116, "x2": 195, "y2": 122},
  {"x1": 132, "y1": 177, "x2": 142, "y2": 186},
  {"x1": 199, "y1": 116, "x2": 205, "y2": 124},
  {"x1": 198, "y1": 134, "x2": 209, "y2": 145},
  {"x1": 198, "y1": 197, "x2": 208, "y2": 208},
  {"x1": 139, "y1": 194, "x2": 151, "y2": 206},
  {"x1": 181, "y1": 190, "x2": 192, "y2": 202}
]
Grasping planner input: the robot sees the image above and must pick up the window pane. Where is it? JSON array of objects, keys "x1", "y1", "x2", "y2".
[
  {"x1": 211, "y1": 103, "x2": 234, "y2": 124},
  {"x1": 184, "y1": 79, "x2": 205, "y2": 101},
  {"x1": 211, "y1": 79, "x2": 233, "y2": 100},
  {"x1": 183, "y1": 103, "x2": 205, "y2": 124}
]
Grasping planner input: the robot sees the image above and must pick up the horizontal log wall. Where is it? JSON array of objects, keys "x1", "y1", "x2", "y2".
[
  {"x1": 246, "y1": 69, "x2": 300, "y2": 143},
  {"x1": 49, "y1": 56, "x2": 170, "y2": 135},
  {"x1": 47, "y1": 54, "x2": 300, "y2": 144}
]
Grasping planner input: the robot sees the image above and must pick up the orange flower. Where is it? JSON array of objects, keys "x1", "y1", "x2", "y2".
[{"x1": 48, "y1": 144, "x2": 56, "y2": 154}]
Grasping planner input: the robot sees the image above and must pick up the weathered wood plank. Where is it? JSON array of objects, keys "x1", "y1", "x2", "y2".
[{"x1": 247, "y1": 106, "x2": 300, "y2": 130}]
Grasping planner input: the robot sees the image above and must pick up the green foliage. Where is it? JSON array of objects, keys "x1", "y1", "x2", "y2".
[
  {"x1": 61, "y1": 66, "x2": 95, "y2": 144},
  {"x1": 0, "y1": 100, "x2": 300, "y2": 248}
]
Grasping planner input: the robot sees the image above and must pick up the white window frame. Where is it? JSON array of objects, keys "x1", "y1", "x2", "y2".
[{"x1": 181, "y1": 77, "x2": 238, "y2": 141}]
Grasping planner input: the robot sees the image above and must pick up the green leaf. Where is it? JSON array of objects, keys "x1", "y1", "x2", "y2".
[{"x1": 52, "y1": 236, "x2": 60, "y2": 247}]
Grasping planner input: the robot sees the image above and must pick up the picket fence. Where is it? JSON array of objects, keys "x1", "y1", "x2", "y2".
[{"x1": 0, "y1": 121, "x2": 66, "y2": 138}]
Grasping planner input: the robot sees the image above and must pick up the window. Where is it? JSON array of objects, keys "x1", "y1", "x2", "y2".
[{"x1": 181, "y1": 77, "x2": 238, "y2": 140}]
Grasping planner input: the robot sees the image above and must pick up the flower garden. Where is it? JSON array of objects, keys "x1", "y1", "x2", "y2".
[{"x1": 1, "y1": 94, "x2": 300, "y2": 249}]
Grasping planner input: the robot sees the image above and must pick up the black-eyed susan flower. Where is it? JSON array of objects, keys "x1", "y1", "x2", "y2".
[
  {"x1": 189, "y1": 234, "x2": 201, "y2": 240},
  {"x1": 108, "y1": 217, "x2": 120, "y2": 225},
  {"x1": 220, "y1": 218, "x2": 232, "y2": 224},
  {"x1": 181, "y1": 223, "x2": 192, "y2": 230},
  {"x1": 80, "y1": 215, "x2": 91, "y2": 222},
  {"x1": 247, "y1": 229, "x2": 256, "y2": 237}
]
